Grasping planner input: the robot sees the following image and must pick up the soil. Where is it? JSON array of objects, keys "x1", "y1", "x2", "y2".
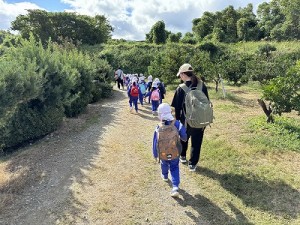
[{"x1": 0, "y1": 87, "x2": 209, "y2": 225}]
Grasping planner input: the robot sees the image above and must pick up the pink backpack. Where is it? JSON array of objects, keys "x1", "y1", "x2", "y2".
[{"x1": 151, "y1": 89, "x2": 160, "y2": 101}]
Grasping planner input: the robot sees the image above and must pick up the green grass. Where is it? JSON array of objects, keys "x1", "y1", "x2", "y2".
[
  {"x1": 183, "y1": 82, "x2": 300, "y2": 225},
  {"x1": 244, "y1": 115, "x2": 300, "y2": 152},
  {"x1": 229, "y1": 41, "x2": 300, "y2": 55},
  {"x1": 198, "y1": 128, "x2": 300, "y2": 224},
  {"x1": 216, "y1": 103, "x2": 243, "y2": 112}
]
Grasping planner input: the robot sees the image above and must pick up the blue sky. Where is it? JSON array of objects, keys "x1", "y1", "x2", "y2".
[
  {"x1": 1, "y1": 0, "x2": 270, "y2": 41},
  {"x1": 5, "y1": 0, "x2": 69, "y2": 11}
]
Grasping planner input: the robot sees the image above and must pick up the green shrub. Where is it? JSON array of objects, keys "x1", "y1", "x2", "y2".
[
  {"x1": 0, "y1": 37, "x2": 72, "y2": 150},
  {"x1": 90, "y1": 81, "x2": 103, "y2": 103},
  {"x1": 99, "y1": 82, "x2": 113, "y2": 98},
  {"x1": 62, "y1": 49, "x2": 94, "y2": 117},
  {"x1": 0, "y1": 103, "x2": 64, "y2": 151},
  {"x1": 0, "y1": 35, "x2": 114, "y2": 151},
  {"x1": 90, "y1": 82, "x2": 113, "y2": 103},
  {"x1": 263, "y1": 60, "x2": 300, "y2": 115}
]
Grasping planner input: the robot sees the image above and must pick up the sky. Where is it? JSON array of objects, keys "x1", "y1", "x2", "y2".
[{"x1": 1, "y1": 0, "x2": 270, "y2": 41}]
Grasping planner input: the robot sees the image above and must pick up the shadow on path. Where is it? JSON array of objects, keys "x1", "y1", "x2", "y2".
[{"x1": 0, "y1": 89, "x2": 127, "y2": 224}]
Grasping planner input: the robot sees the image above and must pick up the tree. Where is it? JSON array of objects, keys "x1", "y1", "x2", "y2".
[
  {"x1": 167, "y1": 32, "x2": 182, "y2": 43},
  {"x1": 256, "y1": 0, "x2": 300, "y2": 41},
  {"x1": 277, "y1": 0, "x2": 300, "y2": 40},
  {"x1": 11, "y1": 10, "x2": 113, "y2": 45},
  {"x1": 257, "y1": 43, "x2": 277, "y2": 57},
  {"x1": 192, "y1": 6, "x2": 240, "y2": 43},
  {"x1": 262, "y1": 60, "x2": 300, "y2": 117},
  {"x1": 257, "y1": 0, "x2": 285, "y2": 40},
  {"x1": 0, "y1": 30, "x2": 13, "y2": 44},
  {"x1": 236, "y1": 4, "x2": 260, "y2": 41},
  {"x1": 181, "y1": 32, "x2": 197, "y2": 44},
  {"x1": 219, "y1": 6, "x2": 240, "y2": 42},
  {"x1": 146, "y1": 21, "x2": 167, "y2": 44},
  {"x1": 148, "y1": 44, "x2": 192, "y2": 83},
  {"x1": 192, "y1": 12, "x2": 215, "y2": 41},
  {"x1": 190, "y1": 50, "x2": 223, "y2": 90}
]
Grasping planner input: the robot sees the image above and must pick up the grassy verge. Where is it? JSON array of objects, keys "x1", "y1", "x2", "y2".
[
  {"x1": 165, "y1": 82, "x2": 300, "y2": 224},
  {"x1": 245, "y1": 115, "x2": 300, "y2": 153}
]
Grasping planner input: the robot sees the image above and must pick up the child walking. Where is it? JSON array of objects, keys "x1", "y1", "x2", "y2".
[
  {"x1": 127, "y1": 81, "x2": 141, "y2": 114},
  {"x1": 145, "y1": 82, "x2": 160, "y2": 115},
  {"x1": 138, "y1": 77, "x2": 147, "y2": 106},
  {"x1": 152, "y1": 103, "x2": 187, "y2": 197},
  {"x1": 146, "y1": 75, "x2": 153, "y2": 103}
]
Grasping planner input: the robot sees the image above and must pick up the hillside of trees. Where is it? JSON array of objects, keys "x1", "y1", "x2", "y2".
[
  {"x1": 146, "y1": 0, "x2": 300, "y2": 44},
  {"x1": 0, "y1": 0, "x2": 299, "y2": 151}
]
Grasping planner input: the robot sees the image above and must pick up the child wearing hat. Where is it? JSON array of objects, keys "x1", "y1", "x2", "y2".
[
  {"x1": 144, "y1": 82, "x2": 160, "y2": 115},
  {"x1": 152, "y1": 103, "x2": 187, "y2": 197},
  {"x1": 127, "y1": 81, "x2": 141, "y2": 114}
]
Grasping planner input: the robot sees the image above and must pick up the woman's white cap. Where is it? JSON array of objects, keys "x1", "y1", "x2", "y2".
[{"x1": 177, "y1": 63, "x2": 193, "y2": 76}]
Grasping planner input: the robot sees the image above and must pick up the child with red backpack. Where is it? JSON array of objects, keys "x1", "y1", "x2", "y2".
[
  {"x1": 127, "y1": 81, "x2": 141, "y2": 114},
  {"x1": 152, "y1": 103, "x2": 187, "y2": 197}
]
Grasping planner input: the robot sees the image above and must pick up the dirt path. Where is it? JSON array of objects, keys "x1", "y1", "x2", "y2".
[{"x1": 0, "y1": 87, "x2": 210, "y2": 225}]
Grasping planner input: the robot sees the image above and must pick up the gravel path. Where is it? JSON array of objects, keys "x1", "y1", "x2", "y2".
[{"x1": 0, "y1": 87, "x2": 208, "y2": 225}]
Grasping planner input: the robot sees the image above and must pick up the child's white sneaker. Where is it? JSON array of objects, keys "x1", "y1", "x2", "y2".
[
  {"x1": 170, "y1": 187, "x2": 179, "y2": 198},
  {"x1": 161, "y1": 174, "x2": 168, "y2": 182}
]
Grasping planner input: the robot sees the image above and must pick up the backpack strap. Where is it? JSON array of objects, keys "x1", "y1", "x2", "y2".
[
  {"x1": 170, "y1": 120, "x2": 175, "y2": 127},
  {"x1": 179, "y1": 83, "x2": 189, "y2": 93},
  {"x1": 179, "y1": 83, "x2": 189, "y2": 127},
  {"x1": 161, "y1": 120, "x2": 175, "y2": 128},
  {"x1": 180, "y1": 80, "x2": 203, "y2": 92},
  {"x1": 197, "y1": 80, "x2": 203, "y2": 91}
]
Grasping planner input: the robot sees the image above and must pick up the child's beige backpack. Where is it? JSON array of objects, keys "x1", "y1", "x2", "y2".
[{"x1": 157, "y1": 121, "x2": 182, "y2": 161}]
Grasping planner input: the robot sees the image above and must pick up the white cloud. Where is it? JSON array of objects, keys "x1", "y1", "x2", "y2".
[
  {"x1": 1, "y1": 0, "x2": 270, "y2": 40},
  {"x1": 62, "y1": 0, "x2": 270, "y2": 40},
  {"x1": 0, "y1": 0, "x2": 42, "y2": 30}
]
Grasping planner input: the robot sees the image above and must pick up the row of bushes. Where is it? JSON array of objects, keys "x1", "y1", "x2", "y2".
[
  {"x1": 0, "y1": 36, "x2": 113, "y2": 151},
  {"x1": 95, "y1": 41, "x2": 300, "y2": 116},
  {"x1": 1, "y1": 37, "x2": 299, "y2": 151},
  {"x1": 94, "y1": 41, "x2": 300, "y2": 85}
]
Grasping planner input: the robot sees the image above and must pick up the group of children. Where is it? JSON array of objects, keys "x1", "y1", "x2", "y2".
[
  {"x1": 126, "y1": 74, "x2": 166, "y2": 114},
  {"x1": 118, "y1": 73, "x2": 186, "y2": 198}
]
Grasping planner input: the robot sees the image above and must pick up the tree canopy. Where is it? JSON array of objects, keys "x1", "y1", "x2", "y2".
[
  {"x1": 11, "y1": 10, "x2": 113, "y2": 45},
  {"x1": 146, "y1": 20, "x2": 167, "y2": 44},
  {"x1": 191, "y1": 0, "x2": 300, "y2": 43}
]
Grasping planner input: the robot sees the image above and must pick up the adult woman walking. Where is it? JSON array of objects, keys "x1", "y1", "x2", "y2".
[{"x1": 171, "y1": 63, "x2": 210, "y2": 172}]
